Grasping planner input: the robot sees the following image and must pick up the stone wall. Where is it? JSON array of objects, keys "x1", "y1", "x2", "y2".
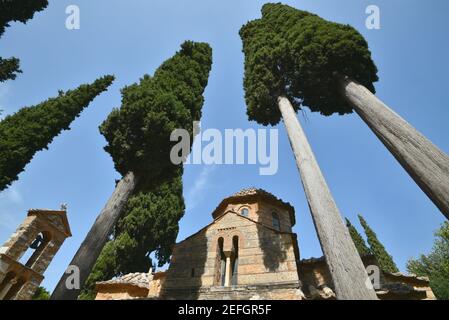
[
  {"x1": 379, "y1": 272, "x2": 435, "y2": 300},
  {"x1": 0, "y1": 210, "x2": 70, "y2": 300},
  {"x1": 162, "y1": 210, "x2": 300, "y2": 299},
  {"x1": 0, "y1": 215, "x2": 39, "y2": 262},
  {"x1": 163, "y1": 282, "x2": 304, "y2": 300},
  {"x1": 255, "y1": 200, "x2": 293, "y2": 233},
  {"x1": 298, "y1": 255, "x2": 436, "y2": 300},
  {"x1": 96, "y1": 285, "x2": 149, "y2": 300},
  {"x1": 0, "y1": 254, "x2": 44, "y2": 300},
  {"x1": 221, "y1": 200, "x2": 292, "y2": 233},
  {"x1": 148, "y1": 272, "x2": 166, "y2": 298}
]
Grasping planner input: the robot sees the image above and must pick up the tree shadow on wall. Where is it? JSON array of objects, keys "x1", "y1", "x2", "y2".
[{"x1": 256, "y1": 224, "x2": 291, "y2": 272}]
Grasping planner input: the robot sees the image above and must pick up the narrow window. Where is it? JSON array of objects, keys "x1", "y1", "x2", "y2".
[
  {"x1": 0, "y1": 272, "x2": 16, "y2": 299},
  {"x1": 240, "y1": 208, "x2": 249, "y2": 217},
  {"x1": 4, "y1": 277, "x2": 26, "y2": 300},
  {"x1": 231, "y1": 236, "x2": 239, "y2": 286},
  {"x1": 215, "y1": 237, "x2": 226, "y2": 286},
  {"x1": 220, "y1": 258, "x2": 226, "y2": 286},
  {"x1": 272, "y1": 212, "x2": 281, "y2": 231},
  {"x1": 24, "y1": 231, "x2": 51, "y2": 268},
  {"x1": 191, "y1": 268, "x2": 195, "y2": 278}
]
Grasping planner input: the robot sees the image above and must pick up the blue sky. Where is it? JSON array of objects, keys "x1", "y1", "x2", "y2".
[{"x1": 0, "y1": 0, "x2": 448, "y2": 292}]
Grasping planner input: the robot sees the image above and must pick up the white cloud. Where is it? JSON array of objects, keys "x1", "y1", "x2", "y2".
[
  {"x1": 0, "y1": 185, "x2": 24, "y2": 230},
  {"x1": 0, "y1": 211, "x2": 20, "y2": 231},
  {"x1": 0, "y1": 185, "x2": 23, "y2": 205},
  {"x1": 6, "y1": 187, "x2": 22, "y2": 204},
  {"x1": 186, "y1": 165, "x2": 216, "y2": 210}
]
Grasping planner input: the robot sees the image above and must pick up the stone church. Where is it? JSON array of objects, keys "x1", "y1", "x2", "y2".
[{"x1": 95, "y1": 188, "x2": 435, "y2": 300}]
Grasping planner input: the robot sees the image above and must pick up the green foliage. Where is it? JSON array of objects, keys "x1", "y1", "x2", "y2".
[
  {"x1": 358, "y1": 214, "x2": 399, "y2": 273},
  {"x1": 407, "y1": 222, "x2": 449, "y2": 300},
  {"x1": 346, "y1": 218, "x2": 371, "y2": 257},
  {"x1": 32, "y1": 286, "x2": 50, "y2": 300},
  {"x1": 0, "y1": 0, "x2": 48, "y2": 82},
  {"x1": 81, "y1": 41, "x2": 212, "y2": 300},
  {"x1": 0, "y1": 75, "x2": 114, "y2": 191},
  {"x1": 78, "y1": 239, "x2": 118, "y2": 300},
  {"x1": 80, "y1": 174, "x2": 185, "y2": 299},
  {"x1": 0, "y1": 1, "x2": 81, "y2": 190},
  {"x1": 114, "y1": 173, "x2": 185, "y2": 268},
  {"x1": 0, "y1": 57, "x2": 21, "y2": 82},
  {"x1": 0, "y1": 0, "x2": 48, "y2": 37},
  {"x1": 239, "y1": 3, "x2": 378, "y2": 125},
  {"x1": 99, "y1": 41, "x2": 212, "y2": 179}
]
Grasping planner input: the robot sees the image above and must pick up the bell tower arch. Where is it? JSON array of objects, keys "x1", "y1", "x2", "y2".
[{"x1": 0, "y1": 209, "x2": 71, "y2": 300}]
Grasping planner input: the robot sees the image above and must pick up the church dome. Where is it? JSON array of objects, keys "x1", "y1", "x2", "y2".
[{"x1": 211, "y1": 187, "x2": 296, "y2": 227}]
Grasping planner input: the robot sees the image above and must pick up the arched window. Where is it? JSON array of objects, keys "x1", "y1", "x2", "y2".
[
  {"x1": 240, "y1": 208, "x2": 249, "y2": 217},
  {"x1": 215, "y1": 237, "x2": 226, "y2": 286},
  {"x1": 3, "y1": 277, "x2": 26, "y2": 300},
  {"x1": 231, "y1": 236, "x2": 239, "y2": 286},
  {"x1": 0, "y1": 271, "x2": 16, "y2": 299},
  {"x1": 21, "y1": 231, "x2": 51, "y2": 268},
  {"x1": 272, "y1": 212, "x2": 281, "y2": 231},
  {"x1": 0, "y1": 272, "x2": 27, "y2": 300}
]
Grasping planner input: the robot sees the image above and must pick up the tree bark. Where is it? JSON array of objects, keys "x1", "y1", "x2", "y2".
[
  {"x1": 339, "y1": 77, "x2": 449, "y2": 220},
  {"x1": 278, "y1": 96, "x2": 377, "y2": 300},
  {"x1": 51, "y1": 171, "x2": 138, "y2": 300}
]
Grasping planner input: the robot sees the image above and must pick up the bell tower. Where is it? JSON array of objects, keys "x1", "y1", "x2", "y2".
[{"x1": 0, "y1": 209, "x2": 71, "y2": 300}]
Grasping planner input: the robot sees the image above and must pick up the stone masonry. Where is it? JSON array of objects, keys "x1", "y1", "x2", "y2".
[
  {"x1": 94, "y1": 188, "x2": 436, "y2": 300},
  {"x1": 160, "y1": 188, "x2": 303, "y2": 300},
  {"x1": 0, "y1": 209, "x2": 71, "y2": 300}
]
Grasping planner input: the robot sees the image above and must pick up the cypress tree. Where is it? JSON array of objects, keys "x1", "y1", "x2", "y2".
[
  {"x1": 346, "y1": 218, "x2": 371, "y2": 257},
  {"x1": 79, "y1": 173, "x2": 184, "y2": 299},
  {"x1": 407, "y1": 222, "x2": 449, "y2": 300},
  {"x1": 242, "y1": 3, "x2": 449, "y2": 219},
  {"x1": 0, "y1": 0, "x2": 49, "y2": 82},
  {"x1": 99, "y1": 41, "x2": 212, "y2": 180},
  {"x1": 0, "y1": 57, "x2": 21, "y2": 82},
  {"x1": 0, "y1": 0, "x2": 48, "y2": 37},
  {"x1": 241, "y1": 3, "x2": 378, "y2": 122},
  {"x1": 358, "y1": 214, "x2": 399, "y2": 273},
  {"x1": 52, "y1": 41, "x2": 213, "y2": 300},
  {"x1": 240, "y1": 3, "x2": 377, "y2": 299},
  {"x1": 0, "y1": 75, "x2": 115, "y2": 191}
]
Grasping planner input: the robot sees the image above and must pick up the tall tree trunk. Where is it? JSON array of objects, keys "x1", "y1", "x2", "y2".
[
  {"x1": 339, "y1": 77, "x2": 449, "y2": 220},
  {"x1": 51, "y1": 171, "x2": 138, "y2": 300},
  {"x1": 278, "y1": 96, "x2": 377, "y2": 300}
]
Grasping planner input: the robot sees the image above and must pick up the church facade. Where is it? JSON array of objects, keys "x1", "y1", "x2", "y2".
[
  {"x1": 160, "y1": 188, "x2": 302, "y2": 300},
  {"x1": 95, "y1": 188, "x2": 435, "y2": 300}
]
